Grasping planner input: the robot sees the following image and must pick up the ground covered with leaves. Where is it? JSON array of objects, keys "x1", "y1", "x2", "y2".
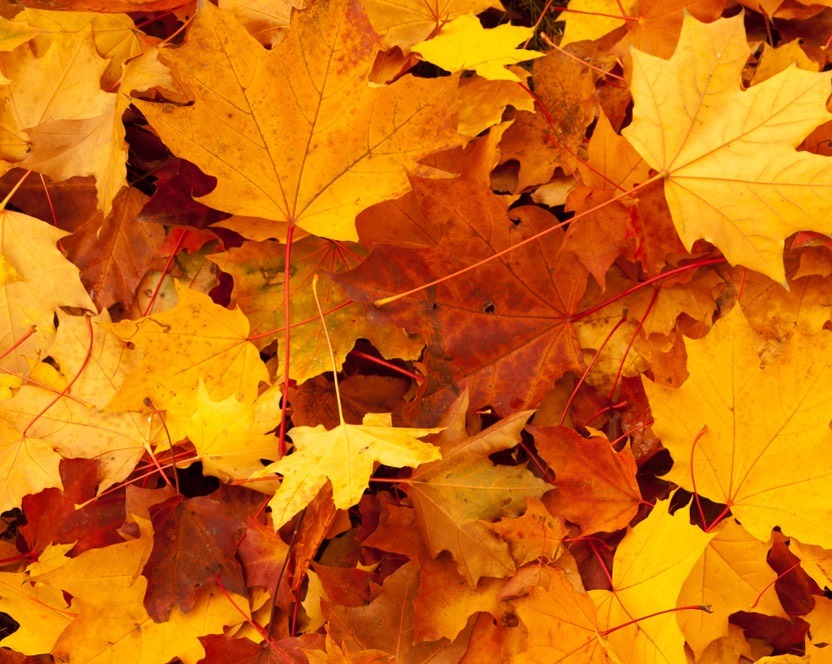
[{"x1": 0, "y1": 0, "x2": 832, "y2": 661}]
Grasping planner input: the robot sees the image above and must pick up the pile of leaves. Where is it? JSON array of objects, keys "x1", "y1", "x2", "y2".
[{"x1": 1, "y1": 0, "x2": 832, "y2": 660}]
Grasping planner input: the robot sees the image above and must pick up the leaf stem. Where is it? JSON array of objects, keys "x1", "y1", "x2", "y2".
[
  {"x1": 375, "y1": 176, "x2": 664, "y2": 307},
  {"x1": 247, "y1": 298, "x2": 354, "y2": 342},
  {"x1": 313, "y1": 274, "x2": 345, "y2": 424},
  {"x1": 600, "y1": 604, "x2": 712, "y2": 636},
  {"x1": 560, "y1": 313, "x2": 627, "y2": 426},
  {"x1": 0, "y1": 325, "x2": 36, "y2": 362},
  {"x1": 608, "y1": 287, "x2": 658, "y2": 401},
  {"x1": 278, "y1": 224, "x2": 296, "y2": 458},
  {"x1": 350, "y1": 350, "x2": 424, "y2": 384},
  {"x1": 142, "y1": 228, "x2": 188, "y2": 317},
  {"x1": 1, "y1": 170, "x2": 31, "y2": 210},
  {"x1": 571, "y1": 257, "x2": 726, "y2": 322},
  {"x1": 23, "y1": 314, "x2": 93, "y2": 437},
  {"x1": 267, "y1": 509, "x2": 305, "y2": 641}
]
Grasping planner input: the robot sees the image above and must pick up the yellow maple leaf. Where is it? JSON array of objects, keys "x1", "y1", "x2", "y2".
[
  {"x1": 23, "y1": 48, "x2": 175, "y2": 217},
  {"x1": 644, "y1": 306, "x2": 832, "y2": 548},
  {"x1": 0, "y1": 570, "x2": 73, "y2": 655},
  {"x1": 362, "y1": 0, "x2": 502, "y2": 50},
  {"x1": 514, "y1": 568, "x2": 611, "y2": 664},
  {"x1": 136, "y1": 0, "x2": 463, "y2": 241},
  {"x1": 0, "y1": 419, "x2": 62, "y2": 512},
  {"x1": 412, "y1": 14, "x2": 544, "y2": 82},
  {"x1": 677, "y1": 520, "x2": 785, "y2": 659},
  {"x1": 107, "y1": 283, "x2": 269, "y2": 440},
  {"x1": 590, "y1": 506, "x2": 715, "y2": 664},
  {"x1": 0, "y1": 210, "x2": 94, "y2": 374},
  {"x1": 559, "y1": 0, "x2": 637, "y2": 47},
  {"x1": 186, "y1": 382, "x2": 281, "y2": 488},
  {"x1": 623, "y1": 13, "x2": 832, "y2": 284},
  {"x1": 259, "y1": 412, "x2": 442, "y2": 529},
  {"x1": 0, "y1": 312, "x2": 159, "y2": 492}
]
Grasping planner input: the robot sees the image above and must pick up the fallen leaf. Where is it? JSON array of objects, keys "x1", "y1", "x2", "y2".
[
  {"x1": 644, "y1": 306, "x2": 832, "y2": 547},
  {"x1": 514, "y1": 567, "x2": 612, "y2": 664},
  {"x1": 143, "y1": 495, "x2": 247, "y2": 622},
  {"x1": 412, "y1": 14, "x2": 543, "y2": 81},
  {"x1": 0, "y1": 210, "x2": 93, "y2": 374},
  {"x1": 591, "y1": 505, "x2": 716, "y2": 663},
  {"x1": 107, "y1": 283, "x2": 269, "y2": 435},
  {"x1": 258, "y1": 412, "x2": 441, "y2": 529},
  {"x1": 137, "y1": 0, "x2": 463, "y2": 241},
  {"x1": 623, "y1": 13, "x2": 832, "y2": 283},
  {"x1": 533, "y1": 425, "x2": 642, "y2": 535}
]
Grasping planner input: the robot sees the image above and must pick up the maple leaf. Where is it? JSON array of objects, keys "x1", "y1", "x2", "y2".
[
  {"x1": 677, "y1": 520, "x2": 785, "y2": 658},
  {"x1": 412, "y1": 556, "x2": 507, "y2": 642},
  {"x1": 55, "y1": 187, "x2": 163, "y2": 309},
  {"x1": 0, "y1": 419, "x2": 62, "y2": 513},
  {"x1": 644, "y1": 306, "x2": 832, "y2": 548},
  {"x1": 4, "y1": 1, "x2": 832, "y2": 660},
  {"x1": 142, "y1": 495, "x2": 247, "y2": 622},
  {"x1": 335, "y1": 177, "x2": 591, "y2": 419},
  {"x1": 362, "y1": 0, "x2": 501, "y2": 50},
  {"x1": 412, "y1": 14, "x2": 544, "y2": 81},
  {"x1": 559, "y1": 0, "x2": 637, "y2": 46},
  {"x1": 498, "y1": 48, "x2": 597, "y2": 191},
  {"x1": 623, "y1": 13, "x2": 832, "y2": 284},
  {"x1": 23, "y1": 48, "x2": 176, "y2": 217},
  {"x1": 514, "y1": 567, "x2": 612, "y2": 664},
  {"x1": 406, "y1": 392, "x2": 549, "y2": 585},
  {"x1": 37, "y1": 517, "x2": 248, "y2": 662},
  {"x1": 137, "y1": 0, "x2": 463, "y2": 241},
  {"x1": 590, "y1": 505, "x2": 716, "y2": 663},
  {"x1": 0, "y1": 210, "x2": 94, "y2": 374},
  {"x1": 186, "y1": 383, "x2": 282, "y2": 486},
  {"x1": 21, "y1": 458, "x2": 126, "y2": 555},
  {"x1": 107, "y1": 283, "x2": 269, "y2": 438},
  {"x1": 486, "y1": 496, "x2": 566, "y2": 567},
  {"x1": 1, "y1": 311, "x2": 154, "y2": 492},
  {"x1": 0, "y1": 569, "x2": 72, "y2": 655},
  {"x1": 326, "y1": 561, "x2": 473, "y2": 661},
  {"x1": 258, "y1": 412, "x2": 442, "y2": 529},
  {"x1": 532, "y1": 425, "x2": 642, "y2": 535}
]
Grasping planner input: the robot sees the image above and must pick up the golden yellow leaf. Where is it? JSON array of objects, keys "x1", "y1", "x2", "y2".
[
  {"x1": 38, "y1": 518, "x2": 246, "y2": 664},
  {"x1": 259, "y1": 412, "x2": 442, "y2": 529},
  {"x1": 0, "y1": 312, "x2": 156, "y2": 492},
  {"x1": 0, "y1": 210, "x2": 94, "y2": 374},
  {"x1": 677, "y1": 520, "x2": 785, "y2": 659},
  {"x1": 591, "y1": 506, "x2": 715, "y2": 664},
  {"x1": 362, "y1": 0, "x2": 501, "y2": 50},
  {"x1": 17, "y1": 9, "x2": 143, "y2": 89},
  {"x1": 0, "y1": 570, "x2": 73, "y2": 655},
  {"x1": 412, "y1": 14, "x2": 544, "y2": 82},
  {"x1": 0, "y1": 25, "x2": 109, "y2": 131},
  {"x1": 623, "y1": 13, "x2": 832, "y2": 284},
  {"x1": 560, "y1": 0, "x2": 637, "y2": 47},
  {"x1": 107, "y1": 283, "x2": 269, "y2": 436},
  {"x1": 218, "y1": 0, "x2": 296, "y2": 47},
  {"x1": 514, "y1": 567, "x2": 611, "y2": 664},
  {"x1": 644, "y1": 307, "x2": 832, "y2": 547},
  {"x1": 23, "y1": 48, "x2": 175, "y2": 216},
  {"x1": 186, "y1": 382, "x2": 281, "y2": 488},
  {"x1": 0, "y1": 419, "x2": 62, "y2": 512},
  {"x1": 137, "y1": 0, "x2": 463, "y2": 241}
]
